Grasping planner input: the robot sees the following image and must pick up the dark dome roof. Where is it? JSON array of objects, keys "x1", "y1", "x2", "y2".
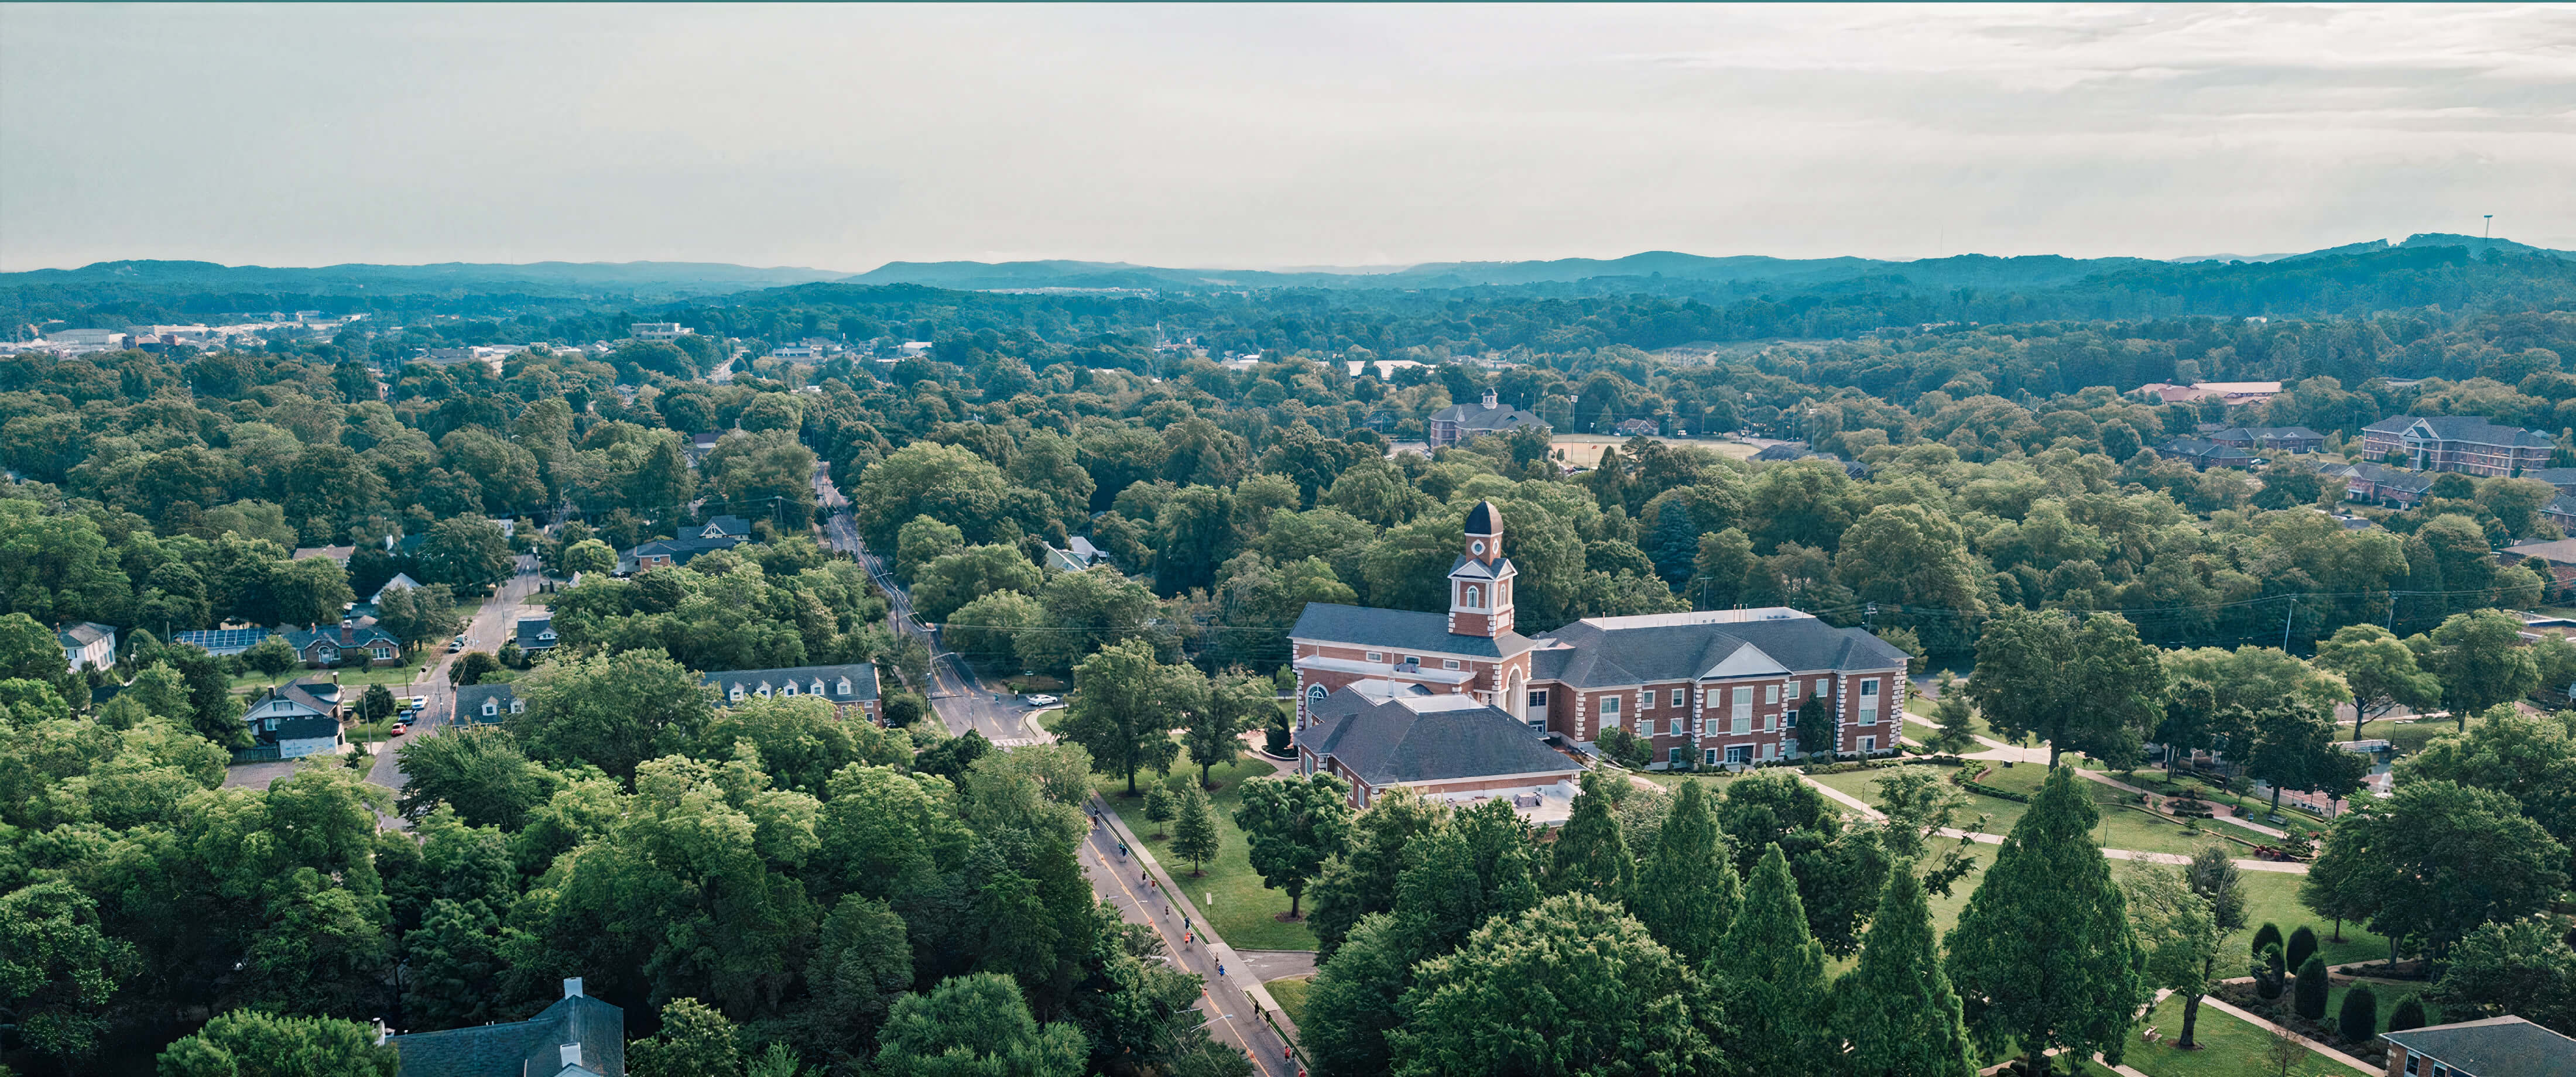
[{"x1": 1464, "y1": 500, "x2": 1499, "y2": 535}]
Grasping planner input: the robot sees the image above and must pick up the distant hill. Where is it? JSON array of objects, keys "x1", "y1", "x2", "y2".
[
  {"x1": 845, "y1": 250, "x2": 2164, "y2": 293},
  {"x1": 0, "y1": 259, "x2": 851, "y2": 301}
]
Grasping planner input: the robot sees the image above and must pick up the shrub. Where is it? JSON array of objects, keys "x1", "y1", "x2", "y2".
[
  {"x1": 2254, "y1": 944, "x2": 2287, "y2": 1000},
  {"x1": 2294, "y1": 956, "x2": 2330, "y2": 1020},
  {"x1": 2338, "y1": 985, "x2": 2378, "y2": 1044},
  {"x1": 2286, "y1": 925, "x2": 2319, "y2": 972},
  {"x1": 2253, "y1": 922, "x2": 2284, "y2": 958},
  {"x1": 1596, "y1": 726, "x2": 1653, "y2": 769},
  {"x1": 2387, "y1": 994, "x2": 2427, "y2": 1032}
]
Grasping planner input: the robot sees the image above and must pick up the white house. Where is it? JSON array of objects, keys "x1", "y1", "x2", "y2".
[
  {"x1": 58, "y1": 621, "x2": 115, "y2": 672},
  {"x1": 631, "y1": 323, "x2": 693, "y2": 341},
  {"x1": 246, "y1": 682, "x2": 345, "y2": 759}
]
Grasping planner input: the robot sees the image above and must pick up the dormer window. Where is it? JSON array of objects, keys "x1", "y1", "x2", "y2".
[
  {"x1": 756, "y1": 682, "x2": 772, "y2": 698},
  {"x1": 810, "y1": 679, "x2": 827, "y2": 695},
  {"x1": 835, "y1": 677, "x2": 852, "y2": 695},
  {"x1": 781, "y1": 682, "x2": 798, "y2": 695},
  {"x1": 510, "y1": 699, "x2": 524, "y2": 714},
  {"x1": 728, "y1": 685, "x2": 745, "y2": 702},
  {"x1": 482, "y1": 699, "x2": 499, "y2": 716}
]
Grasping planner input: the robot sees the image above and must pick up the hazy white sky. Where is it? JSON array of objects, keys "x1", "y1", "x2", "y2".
[{"x1": 3, "y1": 3, "x2": 2569, "y2": 272}]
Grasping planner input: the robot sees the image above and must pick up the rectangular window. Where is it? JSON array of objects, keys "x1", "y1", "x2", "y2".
[
  {"x1": 1861, "y1": 736, "x2": 1877, "y2": 753},
  {"x1": 1527, "y1": 689, "x2": 1549, "y2": 708},
  {"x1": 1816, "y1": 678, "x2": 1829, "y2": 694},
  {"x1": 1365, "y1": 651, "x2": 1382, "y2": 662},
  {"x1": 1670, "y1": 747, "x2": 1685, "y2": 766},
  {"x1": 1640, "y1": 691, "x2": 1655, "y2": 709},
  {"x1": 1443, "y1": 658, "x2": 1460, "y2": 670},
  {"x1": 1599, "y1": 695, "x2": 1621, "y2": 717},
  {"x1": 1731, "y1": 687, "x2": 1752, "y2": 735},
  {"x1": 1725, "y1": 745, "x2": 1752, "y2": 764},
  {"x1": 1786, "y1": 706, "x2": 1799, "y2": 728},
  {"x1": 2405, "y1": 1054, "x2": 2418, "y2": 1076},
  {"x1": 1764, "y1": 685, "x2": 1779, "y2": 705},
  {"x1": 1638, "y1": 719, "x2": 1656, "y2": 738},
  {"x1": 1785, "y1": 681, "x2": 1800, "y2": 700},
  {"x1": 1761, "y1": 742, "x2": 1777, "y2": 760},
  {"x1": 1670, "y1": 689, "x2": 1686, "y2": 708},
  {"x1": 1705, "y1": 747, "x2": 1719, "y2": 766}
]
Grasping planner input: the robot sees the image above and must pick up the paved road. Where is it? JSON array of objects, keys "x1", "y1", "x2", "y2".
[
  {"x1": 815, "y1": 464, "x2": 1292, "y2": 1072},
  {"x1": 362, "y1": 552, "x2": 545, "y2": 808}
]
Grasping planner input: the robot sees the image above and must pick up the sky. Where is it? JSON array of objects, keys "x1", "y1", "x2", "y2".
[{"x1": 2, "y1": 3, "x2": 2570, "y2": 272}]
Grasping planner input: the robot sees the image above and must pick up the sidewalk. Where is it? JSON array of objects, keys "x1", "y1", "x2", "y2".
[
  {"x1": 2196, "y1": 996, "x2": 2377, "y2": 1074},
  {"x1": 1796, "y1": 774, "x2": 2309, "y2": 874},
  {"x1": 2072, "y1": 767, "x2": 2289, "y2": 839},
  {"x1": 1092, "y1": 790, "x2": 1303, "y2": 1071}
]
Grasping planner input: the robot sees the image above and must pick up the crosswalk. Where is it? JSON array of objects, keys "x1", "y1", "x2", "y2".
[{"x1": 992, "y1": 736, "x2": 1038, "y2": 747}]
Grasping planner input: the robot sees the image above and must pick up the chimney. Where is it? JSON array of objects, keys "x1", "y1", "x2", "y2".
[
  {"x1": 1482, "y1": 390, "x2": 1499, "y2": 410},
  {"x1": 563, "y1": 976, "x2": 584, "y2": 999},
  {"x1": 560, "y1": 1043, "x2": 583, "y2": 1069}
]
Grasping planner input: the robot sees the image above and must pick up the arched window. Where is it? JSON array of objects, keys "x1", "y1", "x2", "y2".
[
  {"x1": 1464, "y1": 585, "x2": 1482, "y2": 609},
  {"x1": 1305, "y1": 684, "x2": 1327, "y2": 709}
]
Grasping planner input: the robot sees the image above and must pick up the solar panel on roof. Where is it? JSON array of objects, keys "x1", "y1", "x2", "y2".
[{"x1": 173, "y1": 628, "x2": 272, "y2": 649}]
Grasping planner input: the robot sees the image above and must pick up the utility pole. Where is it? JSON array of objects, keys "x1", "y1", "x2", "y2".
[
  {"x1": 2283, "y1": 595, "x2": 2296, "y2": 650},
  {"x1": 2484, "y1": 215, "x2": 2494, "y2": 239}
]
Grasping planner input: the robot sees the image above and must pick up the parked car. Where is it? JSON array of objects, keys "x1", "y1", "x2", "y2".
[
  {"x1": 407, "y1": 696, "x2": 428, "y2": 710},
  {"x1": 1022, "y1": 694, "x2": 1061, "y2": 707},
  {"x1": 390, "y1": 722, "x2": 410, "y2": 736}
]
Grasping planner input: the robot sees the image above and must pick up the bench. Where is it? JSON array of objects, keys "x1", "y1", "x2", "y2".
[
  {"x1": 2267, "y1": 814, "x2": 2290, "y2": 826},
  {"x1": 2142, "y1": 1027, "x2": 2163, "y2": 1044}
]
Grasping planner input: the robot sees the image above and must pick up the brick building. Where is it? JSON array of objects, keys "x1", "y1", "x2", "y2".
[{"x1": 1287, "y1": 501, "x2": 1910, "y2": 774}]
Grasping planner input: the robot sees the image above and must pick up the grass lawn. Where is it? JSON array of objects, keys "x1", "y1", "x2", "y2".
[
  {"x1": 1093, "y1": 754, "x2": 1318, "y2": 952},
  {"x1": 229, "y1": 653, "x2": 439, "y2": 693},
  {"x1": 2126, "y1": 993, "x2": 2301, "y2": 1077},
  {"x1": 1265, "y1": 976, "x2": 1312, "y2": 1027},
  {"x1": 2320, "y1": 980, "x2": 2440, "y2": 1040},
  {"x1": 2232, "y1": 871, "x2": 2388, "y2": 969},
  {"x1": 2363, "y1": 715, "x2": 2481, "y2": 757}
]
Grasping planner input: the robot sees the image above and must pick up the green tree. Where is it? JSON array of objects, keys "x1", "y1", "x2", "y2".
[
  {"x1": 1301, "y1": 913, "x2": 1419, "y2": 1077},
  {"x1": 913, "y1": 544, "x2": 1044, "y2": 622},
  {"x1": 2430, "y1": 610, "x2": 2541, "y2": 731},
  {"x1": 375, "y1": 581, "x2": 461, "y2": 650},
  {"x1": 417, "y1": 516, "x2": 514, "y2": 591},
  {"x1": 2303, "y1": 779, "x2": 2568, "y2": 961},
  {"x1": 2315, "y1": 623, "x2": 2443, "y2": 740},
  {"x1": 1306, "y1": 785, "x2": 1445, "y2": 960},
  {"x1": 447, "y1": 650, "x2": 501, "y2": 687},
  {"x1": 359, "y1": 684, "x2": 397, "y2": 723},
  {"x1": 0, "y1": 880, "x2": 137, "y2": 1069},
  {"x1": 1830, "y1": 502, "x2": 1989, "y2": 626},
  {"x1": 875, "y1": 972, "x2": 1087, "y2": 1077},
  {"x1": 509, "y1": 649, "x2": 712, "y2": 780},
  {"x1": 1389, "y1": 893, "x2": 1718, "y2": 1076},
  {"x1": 791, "y1": 895, "x2": 913, "y2": 1068},
  {"x1": 2287, "y1": 925, "x2": 2319, "y2": 972},
  {"x1": 1392, "y1": 799, "x2": 1542, "y2": 956},
  {"x1": 1142, "y1": 779, "x2": 1177, "y2": 840},
  {"x1": 1170, "y1": 782, "x2": 1221, "y2": 876},
  {"x1": 244, "y1": 633, "x2": 300, "y2": 676},
  {"x1": 2399, "y1": 708, "x2": 2576, "y2": 869},
  {"x1": 2433, "y1": 917, "x2": 2576, "y2": 1034},
  {"x1": 2243, "y1": 697, "x2": 2371, "y2": 817},
  {"x1": 2338, "y1": 985, "x2": 2380, "y2": 1044},
  {"x1": 401, "y1": 897, "x2": 503, "y2": 1031},
  {"x1": 2124, "y1": 866, "x2": 2225, "y2": 1049},
  {"x1": 1834, "y1": 870, "x2": 1976, "y2": 1077},
  {"x1": 1874, "y1": 765, "x2": 1983, "y2": 896},
  {"x1": 1629, "y1": 778, "x2": 1739, "y2": 967},
  {"x1": 2389, "y1": 994, "x2": 2428, "y2": 1032},
  {"x1": 945, "y1": 589, "x2": 1042, "y2": 671},
  {"x1": 1927, "y1": 678, "x2": 1979, "y2": 755},
  {"x1": 1967, "y1": 608, "x2": 2167, "y2": 766},
  {"x1": 1546, "y1": 771, "x2": 1635, "y2": 903},
  {"x1": 2294, "y1": 955, "x2": 2331, "y2": 1020},
  {"x1": 851, "y1": 444, "x2": 1017, "y2": 550},
  {"x1": 155, "y1": 1010, "x2": 398, "y2": 1077},
  {"x1": 1186, "y1": 669, "x2": 1269, "y2": 787},
  {"x1": 560, "y1": 537, "x2": 618, "y2": 577},
  {"x1": 630, "y1": 997, "x2": 744, "y2": 1077},
  {"x1": 1713, "y1": 844, "x2": 1834, "y2": 1076},
  {"x1": 1058, "y1": 639, "x2": 1194, "y2": 796},
  {"x1": 269, "y1": 555, "x2": 358, "y2": 626},
  {"x1": 1945, "y1": 767, "x2": 2150, "y2": 1075},
  {"x1": 1232, "y1": 772, "x2": 1354, "y2": 918}
]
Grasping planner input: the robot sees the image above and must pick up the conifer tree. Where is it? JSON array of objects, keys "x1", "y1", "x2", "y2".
[
  {"x1": 1712, "y1": 844, "x2": 1834, "y2": 1075},
  {"x1": 1170, "y1": 783, "x2": 1221, "y2": 876},
  {"x1": 1143, "y1": 780, "x2": 1177, "y2": 840},
  {"x1": 1945, "y1": 767, "x2": 2150, "y2": 1075},
  {"x1": 1834, "y1": 870, "x2": 1976, "y2": 1077},
  {"x1": 2294, "y1": 955, "x2": 2330, "y2": 1020},
  {"x1": 1547, "y1": 771, "x2": 1634, "y2": 902},
  {"x1": 1631, "y1": 778, "x2": 1739, "y2": 967}
]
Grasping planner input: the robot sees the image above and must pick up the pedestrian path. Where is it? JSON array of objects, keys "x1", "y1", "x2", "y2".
[
  {"x1": 2072, "y1": 767, "x2": 2289, "y2": 839},
  {"x1": 1091, "y1": 794, "x2": 1302, "y2": 1073},
  {"x1": 1796, "y1": 774, "x2": 2309, "y2": 874}
]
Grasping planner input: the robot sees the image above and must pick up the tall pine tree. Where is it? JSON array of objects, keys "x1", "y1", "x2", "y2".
[
  {"x1": 1945, "y1": 767, "x2": 2150, "y2": 1075},
  {"x1": 1547, "y1": 771, "x2": 1634, "y2": 903},
  {"x1": 1711, "y1": 843, "x2": 1834, "y2": 1075},
  {"x1": 1631, "y1": 778, "x2": 1739, "y2": 967},
  {"x1": 1835, "y1": 871, "x2": 1975, "y2": 1077}
]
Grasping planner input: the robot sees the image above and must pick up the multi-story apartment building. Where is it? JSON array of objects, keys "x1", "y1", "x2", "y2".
[
  {"x1": 1427, "y1": 391, "x2": 1549, "y2": 449},
  {"x1": 2361, "y1": 416, "x2": 2555, "y2": 476},
  {"x1": 1287, "y1": 501, "x2": 1910, "y2": 772}
]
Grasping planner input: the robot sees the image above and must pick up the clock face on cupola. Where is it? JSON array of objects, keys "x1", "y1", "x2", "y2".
[{"x1": 1451, "y1": 500, "x2": 1515, "y2": 637}]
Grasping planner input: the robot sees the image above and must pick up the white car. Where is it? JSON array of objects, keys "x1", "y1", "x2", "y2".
[{"x1": 1022, "y1": 694, "x2": 1061, "y2": 708}]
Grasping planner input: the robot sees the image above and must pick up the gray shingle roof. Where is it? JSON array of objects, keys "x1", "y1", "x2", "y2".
[
  {"x1": 1534, "y1": 610, "x2": 1909, "y2": 688},
  {"x1": 1429, "y1": 400, "x2": 1547, "y2": 432},
  {"x1": 271, "y1": 715, "x2": 341, "y2": 742},
  {"x1": 516, "y1": 617, "x2": 556, "y2": 651},
  {"x1": 2524, "y1": 467, "x2": 2576, "y2": 489},
  {"x1": 1288, "y1": 603, "x2": 1537, "y2": 660},
  {"x1": 2379, "y1": 1016, "x2": 2576, "y2": 1077},
  {"x1": 1297, "y1": 689, "x2": 1584, "y2": 786},
  {"x1": 2376, "y1": 414, "x2": 2556, "y2": 448},
  {"x1": 702, "y1": 663, "x2": 880, "y2": 704},
  {"x1": 389, "y1": 993, "x2": 626, "y2": 1077},
  {"x1": 455, "y1": 683, "x2": 520, "y2": 725}
]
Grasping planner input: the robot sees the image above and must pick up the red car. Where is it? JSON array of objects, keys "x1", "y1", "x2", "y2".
[{"x1": 389, "y1": 722, "x2": 410, "y2": 736}]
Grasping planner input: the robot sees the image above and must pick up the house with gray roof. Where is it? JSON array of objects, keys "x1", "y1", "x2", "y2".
[
  {"x1": 702, "y1": 663, "x2": 881, "y2": 722},
  {"x1": 2378, "y1": 1015, "x2": 2575, "y2": 1077},
  {"x1": 1427, "y1": 390, "x2": 1549, "y2": 449},
  {"x1": 694, "y1": 515, "x2": 752, "y2": 539},
  {"x1": 1296, "y1": 685, "x2": 1587, "y2": 814},
  {"x1": 279, "y1": 618, "x2": 403, "y2": 667},
  {"x1": 2207, "y1": 426, "x2": 2327, "y2": 453},
  {"x1": 1290, "y1": 501, "x2": 1910, "y2": 770},
  {"x1": 2362, "y1": 415, "x2": 2557, "y2": 476},
  {"x1": 245, "y1": 681, "x2": 345, "y2": 758},
  {"x1": 57, "y1": 620, "x2": 114, "y2": 673},
  {"x1": 387, "y1": 977, "x2": 624, "y2": 1077},
  {"x1": 456, "y1": 682, "x2": 522, "y2": 725},
  {"x1": 617, "y1": 534, "x2": 742, "y2": 574},
  {"x1": 2323, "y1": 461, "x2": 2435, "y2": 507},
  {"x1": 2158, "y1": 437, "x2": 2260, "y2": 470},
  {"x1": 516, "y1": 616, "x2": 557, "y2": 653}
]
